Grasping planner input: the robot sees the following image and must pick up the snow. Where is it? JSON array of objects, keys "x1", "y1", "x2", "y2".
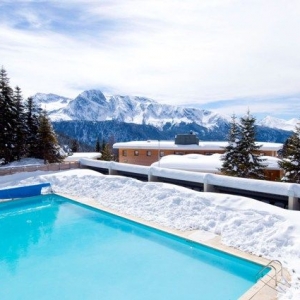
[
  {"x1": 152, "y1": 153, "x2": 282, "y2": 172},
  {"x1": 152, "y1": 153, "x2": 222, "y2": 172},
  {"x1": 113, "y1": 140, "x2": 283, "y2": 151},
  {"x1": 32, "y1": 93, "x2": 73, "y2": 121},
  {"x1": 63, "y1": 152, "x2": 101, "y2": 161},
  {"x1": 258, "y1": 116, "x2": 298, "y2": 132},
  {"x1": 0, "y1": 158, "x2": 45, "y2": 168},
  {"x1": 0, "y1": 153, "x2": 101, "y2": 167},
  {"x1": 0, "y1": 159, "x2": 300, "y2": 299}
]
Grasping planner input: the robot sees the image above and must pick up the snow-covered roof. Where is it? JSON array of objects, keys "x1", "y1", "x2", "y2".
[
  {"x1": 113, "y1": 140, "x2": 283, "y2": 151},
  {"x1": 151, "y1": 153, "x2": 281, "y2": 171}
]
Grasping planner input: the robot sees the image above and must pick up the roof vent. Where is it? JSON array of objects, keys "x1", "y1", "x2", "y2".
[{"x1": 175, "y1": 133, "x2": 199, "y2": 145}]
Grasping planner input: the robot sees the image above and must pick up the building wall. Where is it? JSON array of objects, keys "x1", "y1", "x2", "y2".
[
  {"x1": 119, "y1": 149, "x2": 162, "y2": 165},
  {"x1": 118, "y1": 149, "x2": 226, "y2": 165},
  {"x1": 118, "y1": 148, "x2": 277, "y2": 166},
  {"x1": 264, "y1": 169, "x2": 283, "y2": 181},
  {"x1": 117, "y1": 147, "x2": 282, "y2": 181}
]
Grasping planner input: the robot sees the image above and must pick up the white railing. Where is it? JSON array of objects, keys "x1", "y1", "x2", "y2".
[{"x1": 80, "y1": 158, "x2": 300, "y2": 211}]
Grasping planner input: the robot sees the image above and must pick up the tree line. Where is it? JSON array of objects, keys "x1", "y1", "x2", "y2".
[
  {"x1": 0, "y1": 67, "x2": 64, "y2": 165},
  {"x1": 221, "y1": 111, "x2": 300, "y2": 183}
]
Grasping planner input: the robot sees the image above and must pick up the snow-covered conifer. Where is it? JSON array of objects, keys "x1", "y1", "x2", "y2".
[
  {"x1": 278, "y1": 122, "x2": 300, "y2": 183},
  {"x1": 237, "y1": 110, "x2": 266, "y2": 179},
  {"x1": 220, "y1": 114, "x2": 241, "y2": 176},
  {"x1": 12, "y1": 86, "x2": 27, "y2": 160},
  {"x1": 0, "y1": 67, "x2": 18, "y2": 163},
  {"x1": 36, "y1": 110, "x2": 64, "y2": 163},
  {"x1": 221, "y1": 111, "x2": 266, "y2": 179},
  {"x1": 24, "y1": 96, "x2": 41, "y2": 158},
  {"x1": 100, "y1": 140, "x2": 114, "y2": 161}
]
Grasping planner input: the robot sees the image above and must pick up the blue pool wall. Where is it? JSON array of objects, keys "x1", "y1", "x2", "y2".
[{"x1": 0, "y1": 183, "x2": 52, "y2": 199}]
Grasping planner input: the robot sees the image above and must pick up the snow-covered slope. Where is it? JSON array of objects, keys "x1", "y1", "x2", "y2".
[
  {"x1": 33, "y1": 93, "x2": 72, "y2": 111},
  {"x1": 32, "y1": 90, "x2": 231, "y2": 129},
  {"x1": 258, "y1": 116, "x2": 298, "y2": 132},
  {"x1": 33, "y1": 93, "x2": 73, "y2": 121}
]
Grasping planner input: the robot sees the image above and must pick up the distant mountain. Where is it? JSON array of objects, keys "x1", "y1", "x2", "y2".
[
  {"x1": 258, "y1": 116, "x2": 298, "y2": 132},
  {"x1": 32, "y1": 90, "x2": 231, "y2": 129},
  {"x1": 33, "y1": 93, "x2": 73, "y2": 119},
  {"x1": 31, "y1": 90, "x2": 294, "y2": 146}
]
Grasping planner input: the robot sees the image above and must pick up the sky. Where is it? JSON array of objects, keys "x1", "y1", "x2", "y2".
[
  {"x1": 0, "y1": 163, "x2": 299, "y2": 299},
  {"x1": 1, "y1": 0, "x2": 300, "y2": 120}
]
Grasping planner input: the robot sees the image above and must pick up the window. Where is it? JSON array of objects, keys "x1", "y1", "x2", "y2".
[
  {"x1": 146, "y1": 151, "x2": 152, "y2": 156},
  {"x1": 160, "y1": 151, "x2": 164, "y2": 157},
  {"x1": 134, "y1": 150, "x2": 139, "y2": 156},
  {"x1": 122, "y1": 150, "x2": 127, "y2": 156}
]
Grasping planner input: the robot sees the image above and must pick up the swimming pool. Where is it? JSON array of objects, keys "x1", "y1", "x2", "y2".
[{"x1": 0, "y1": 194, "x2": 269, "y2": 299}]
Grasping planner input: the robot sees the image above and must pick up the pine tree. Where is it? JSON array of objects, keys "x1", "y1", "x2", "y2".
[
  {"x1": 0, "y1": 67, "x2": 18, "y2": 164},
  {"x1": 101, "y1": 139, "x2": 106, "y2": 152},
  {"x1": 100, "y1": 143, "x2": 113, "y2": 161},
  {"x1": 71, "y1": 139, "x2": 79, "y2": 153},
  {"x1": 280, "y1": 136, "x2": 293, "y2": 158},
  {"x1": 237, "y1": 111, "x2": 266, "y2": 179},
  {"x1": 278, "y1": 123, "x2": 300, "y2": 183},
  {"x1": 220, "y1": 114, "x2": 241, "y2": 176},
  {"x1": 95, "y1": 138, "x2": 100, "y2": 152},
  {"x1": 36, "y1": 110, "x2": 64, "y2": 163},
  {"x1": 108, "y1": 135, "x2": 116, "y2": 160},
  {"x1": 12, "y1": 86, "x2": 27, "y2": 160},
  {"x1": 24, "y1": 96, "x2": 41, "y2": 158}
]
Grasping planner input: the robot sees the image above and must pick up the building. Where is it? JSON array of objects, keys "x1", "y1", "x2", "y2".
[{"x1": 113, "y1": 133, "x2": 283, "y2": 166}]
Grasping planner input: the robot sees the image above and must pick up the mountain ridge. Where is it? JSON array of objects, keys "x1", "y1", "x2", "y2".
[
  {"x1": 31, "y1": 90, "x2": 235, "y2": 129},
  {"x1": 32, "y1": 90, "x2": 297, "y2": 131},
  {"x1": 31, "y1": 90, "x2": 295, "y2": 146}
]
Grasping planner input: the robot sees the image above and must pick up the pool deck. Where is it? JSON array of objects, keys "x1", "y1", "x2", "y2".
[{"x1": 59, "y1": 193, "x2": 290, "y2": 300}]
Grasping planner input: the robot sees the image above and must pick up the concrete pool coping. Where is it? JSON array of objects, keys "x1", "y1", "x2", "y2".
[{"x1": 59, "y1": 193, "x2": 290, "y2": 300}]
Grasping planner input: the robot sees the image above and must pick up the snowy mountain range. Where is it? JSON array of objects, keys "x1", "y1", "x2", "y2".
[
  {"x1": 33, "y1": 90, "x2": 233, "y2": 130},
  {"x1": 257, "y1": 116, "x2": 298, "y2": 132},
  {"x1": 33, "y1": 90, "x2": 297, "y2": 131},
  {"x1": 32, "y1": 90, "x2": 295, "y2": 146}
]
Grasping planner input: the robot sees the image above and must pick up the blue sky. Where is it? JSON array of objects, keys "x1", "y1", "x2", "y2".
[{"x1": 1, "y1": 0, "x2": 300, "y2": 120}]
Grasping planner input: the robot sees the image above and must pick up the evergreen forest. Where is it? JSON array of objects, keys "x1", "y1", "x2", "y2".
[{"x1": 0, "y1": 67, "x2": 64, "y2": 165}]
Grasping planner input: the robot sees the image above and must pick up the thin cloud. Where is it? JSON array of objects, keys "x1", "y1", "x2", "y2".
[
  {"x1": 196, "y1": 95, "x2": 300, "y2": 120},
  {"x1": 0, "y1": 0, "x2": 300, "y2": 120}
]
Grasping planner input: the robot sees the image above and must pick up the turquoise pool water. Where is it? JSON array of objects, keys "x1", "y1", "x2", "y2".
[{"x1": 0, "y1": 194, "x2": 268, "y2": 300}]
